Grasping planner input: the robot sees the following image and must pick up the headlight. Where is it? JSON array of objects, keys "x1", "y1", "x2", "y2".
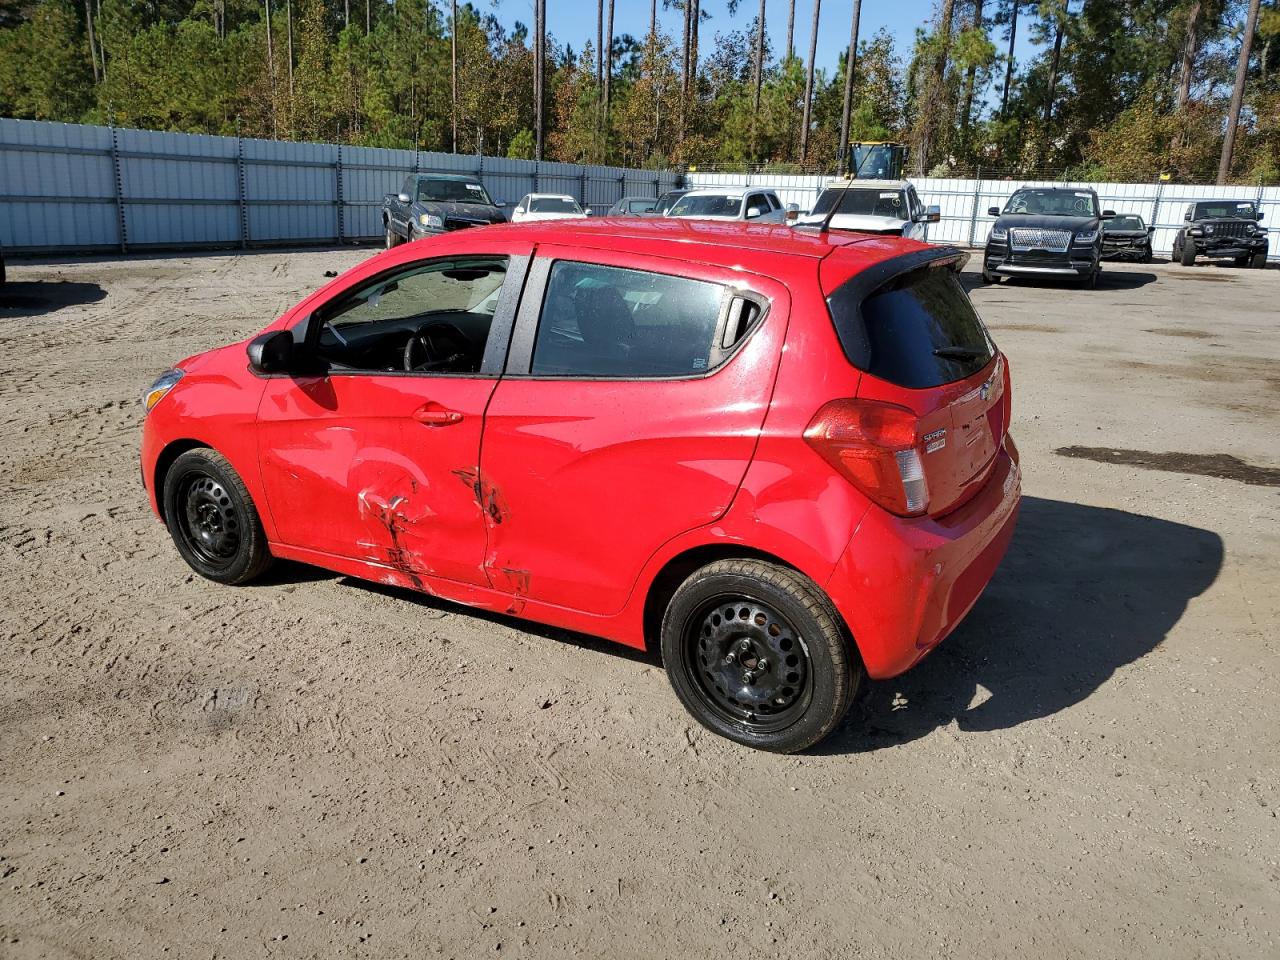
[
  {"x1": 144, "y1": 369, "x2": 183, "y2": 413},
  {"x1": 989, "y1": 227, "x2": 1007, "y2": 242},
  {"x1": 419, "y1": 213, "x2": 443, "y2": 229},
  {"x1": 1074, "y1": 229, "x2": 1098, "y2": 243},
  {"x1": 1189, "y1": 227, "x2": 1203, "y2": 236}
]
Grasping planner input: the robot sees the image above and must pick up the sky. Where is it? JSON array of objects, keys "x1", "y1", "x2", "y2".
[{"x1": 483, "y1": 0, "x2": 1044, "y2": 78}]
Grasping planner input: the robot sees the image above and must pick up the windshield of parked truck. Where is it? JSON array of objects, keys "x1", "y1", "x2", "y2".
[
  {"x1": 1192, "y1": 201, "x2": 1257, "y2": 220},
  {"x1": 416, "y1": 179, "x2": 494, "y2": 205},
  {"x1": 811, "y1": 188, "x2": 909, "y2": 219},
  {"x1": 1003, "y1": 189, "x2": 1099, "y2": 218}
]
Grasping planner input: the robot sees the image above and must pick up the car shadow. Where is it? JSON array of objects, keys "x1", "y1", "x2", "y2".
[
  {"x1": 0, "y1": 280, "x2": 108, "y2": 318},
  {"x1": 812, "y1": 496, "x2": 1223, "y2": 755}
]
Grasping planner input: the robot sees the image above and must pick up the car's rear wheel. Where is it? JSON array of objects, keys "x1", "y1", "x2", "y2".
[
  {"x1": 163, "y1": 449, "x2": 272, "y2": 585},
  {"x1": 660, "y1": 559, "x2": 860, "y2": 753},
  {"x1": 1180, "y1": 238, "x2": 1196, "y2": 266},
  {"x1": 1251, "y1": 252, "x2": 1268, "y2": 269}
]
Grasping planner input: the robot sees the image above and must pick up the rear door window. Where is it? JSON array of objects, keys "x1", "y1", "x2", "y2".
[
  {"x1": 531, "y1": 262, "x2": 728, "y2": 377},
  {"x1": 828, "y1": 264, "x2": 994, "y2": 388}
]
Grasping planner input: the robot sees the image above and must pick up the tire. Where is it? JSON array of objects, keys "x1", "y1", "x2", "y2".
[
  {"x1": 1180, "y1": 238, "x2": 1196, "y2": 266},
  {"x1": 1078, "y1": 264, "x2": 1098, "y2": 289},
  {"x1": 1251, "y1": 252, "x2": 1268, "y2": 269},
  {"x1": 660, "y1": 559, "x2": 861, "y2": 753},
  {"x1": 162, "y1": 448, "x2": 273, "y2": 585},
  {"x1": 384, "y1": 222, "x2": 399, "y2": 249},
  {"x1": 981, "y1": 267, "x2": 1000, "y2": 284},
  {"x1": 1142, "y1": 245, "x2": 1153, "y2": 263}
]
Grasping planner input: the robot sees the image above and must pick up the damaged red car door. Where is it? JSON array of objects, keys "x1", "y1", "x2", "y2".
[{"x1": 255, "y1": 249, "x2": 528, "y2": 587}]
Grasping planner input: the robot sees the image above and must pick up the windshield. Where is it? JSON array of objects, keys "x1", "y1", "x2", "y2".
[
  {"x1": 811, "y1": 187, "x2": 908, "y2": 219},
  {"x1": 530, "y1": 197, "x2": 582, "y2": 213},
  {"x1": 1193, "y1": 201, "x2": 1257, "y2": 220},
  {"x1": 655, "y1": 191, "x2": 686, "y2": 215},
  {"x1": 416, "y1": 179, "x2": 494, "y2": 204},
  {"x1": 1108, "y1": 215, "x2": 1145, "y2": 230},
  {"x1": 668, "y1": 194, "x2": 743, "y2": 218},
  {"x1": 1003, "y1": 189, "x2": 1099, "y2": 218}
]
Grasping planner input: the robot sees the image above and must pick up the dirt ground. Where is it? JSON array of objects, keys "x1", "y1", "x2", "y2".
[{"x1": 1, "y1": 248, "x2": 1277, "y2": 959}]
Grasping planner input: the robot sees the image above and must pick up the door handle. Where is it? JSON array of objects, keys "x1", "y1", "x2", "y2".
[{"x1": 412, "y1": 403, "x2": 463, "y2": 426}]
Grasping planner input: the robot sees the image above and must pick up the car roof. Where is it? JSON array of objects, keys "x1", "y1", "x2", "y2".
[
  {"x1": 417, "y1": 172, "x2": 481, "y2": 181},
  {"x1": 682, "y1": 187, "x2": 779, "y2": 199},
  {"x1": 470, "y1": 216, "x2": 920, "y2": 266},
  {"x1": 821, "y1": 179, "x2": 912, "y2": 191}
]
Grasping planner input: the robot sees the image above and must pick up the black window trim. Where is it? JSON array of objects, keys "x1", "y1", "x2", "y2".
[
  {"x1": 503, "y1": 255, "x2": 771, "y2": 382},
  {"x1": 294, "y1": 252, "x2": 531, "y2": 380}
]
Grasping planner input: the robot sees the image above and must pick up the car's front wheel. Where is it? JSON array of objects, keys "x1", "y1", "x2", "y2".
[
  {"x1": 163, "y1": 448, "x2": 273, "y2": 585},
  {"x1": 660, "y1": 559, "x2": 861, "y2": 753},
  {"x1": 1180, "y1": 238, "x2": 1196, "y2": 266},
  {"x1": 384, "y1": 222, "x2": 399, "y2": 249},
  {"x1": 1251, "y1": 251, "x2": 1268, "y2": 269}
]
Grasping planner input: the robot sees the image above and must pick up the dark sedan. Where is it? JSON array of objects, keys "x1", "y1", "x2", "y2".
[{"x1": 1101, "y1": 214, "x2": 1154, "y2": 261}]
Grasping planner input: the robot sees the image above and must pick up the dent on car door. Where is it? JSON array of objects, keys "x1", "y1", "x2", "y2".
[
  {"x1": 478, "y1": 246, "x2": 791, "y2": 616},
  {"x1": 255, "y1": 244, "x2": 530, "y2": 587}
]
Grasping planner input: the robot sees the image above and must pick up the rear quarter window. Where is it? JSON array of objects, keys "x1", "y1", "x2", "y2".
[{"x1": 828, "y1": 264, "x2": 994, "y2": 388}]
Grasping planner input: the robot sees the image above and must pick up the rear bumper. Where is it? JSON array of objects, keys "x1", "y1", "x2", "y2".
[{"x1": 825, "y1": 437, "x2": 1022, "y2": 679}]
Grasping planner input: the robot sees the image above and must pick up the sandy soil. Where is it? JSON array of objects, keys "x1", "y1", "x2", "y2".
[{"x1": 1, "y1": 249, "x2": 1277, "y2": 959}]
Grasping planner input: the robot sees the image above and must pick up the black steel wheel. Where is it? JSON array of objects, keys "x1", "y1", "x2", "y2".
[
  {"x1": 661, "y1": 559, "x2": 861, "y2": 753},
  {"x1": 162, "y1": 448, "x2": 272, "y2": 585}
]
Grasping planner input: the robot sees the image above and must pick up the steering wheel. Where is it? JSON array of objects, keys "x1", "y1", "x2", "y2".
[{"x1": 403, "y1": 321, "x2": 471, "y2": 372}]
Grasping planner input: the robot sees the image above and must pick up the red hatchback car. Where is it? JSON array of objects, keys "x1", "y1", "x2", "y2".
[{"x1": 141, "y1": 218, "x2": 1020, "y2": 752}]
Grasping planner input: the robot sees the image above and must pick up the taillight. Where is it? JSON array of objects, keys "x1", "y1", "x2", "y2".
[
  {"x1": 1000, "y1": 353, "x2": 1012, "y2": 429},
  {"x1": 804, "y1": 399, "x2": 929, "y2": 516}
]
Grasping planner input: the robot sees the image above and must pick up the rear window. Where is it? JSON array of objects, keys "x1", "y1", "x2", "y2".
[{"x1": 828, "y1": 265, "x2": 994, "y2": 388}]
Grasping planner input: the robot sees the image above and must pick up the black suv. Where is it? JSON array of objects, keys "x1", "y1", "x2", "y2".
[
  {"x1": 1173, "y1": 200, "x2": 1268, "y2": 268},
  {"x1": 982, "y1": 187, "x2": 1113, "y2": 287}
]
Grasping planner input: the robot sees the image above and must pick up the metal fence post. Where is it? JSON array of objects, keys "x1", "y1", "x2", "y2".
[
  {"x1": 108, "y1": 125, "x2": 127, "y2": 253},
  {"x1": 580, "y1": 167, "x2": 588, "y2": 210},
  {"x1": 335, "y1": 145, "x2": 344, "y2": 244},
  {"x1": 967, "y1": 172, "x2": 982, "y2": 248},
  {"x1": 1149, "y1": 180, "x2": 1163, "y2": 255},
  {"x1": 236, "y1": 137, "x2": 249, "y2": 248}
]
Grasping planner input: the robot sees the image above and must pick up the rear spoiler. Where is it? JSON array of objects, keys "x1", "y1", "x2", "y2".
[{"x1": 825, "y1": 246, "x2": 971, "y2": 372}]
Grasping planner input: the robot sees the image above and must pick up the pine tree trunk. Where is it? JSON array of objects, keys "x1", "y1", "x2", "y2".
[
  {"x1": 1217, "y1": 0, "x2": 1261, "y2": 184},
  {"x1": 85, "y1": 0, "x2": 100, "y2": 83},
  {"x1": 838, "y1": 0, "x2": 862, "y2": 173},
  {"x1": 1043, "y1": 10, "x2": 1064, "y2": 125},
  {"x1": 605, "y1": 0, "x2": 615, "y2": 118},
  {"x1": 799, "y1": 0, "x2": 822, "y2": 163},
  {"x1": 597, "y1": 0, "x2": 604, "y2": 96},
  {"x1": 265, "y1": 0, "x2": 277, "y2": 138},
  {"x1": 690, "y1": 0, "x2": 700, "y2": 91},
  {"x1": 455, "y1": 0, "x2": 465, "y2": 152},
  {"x1": 961, "y1": 0, "x2": 983, "y2": 130},
  {"x1": 286, "y1": 0, "x2": 295, "y2": 108},
  {"x1": 650, "y1": 0, "x2": 656, "y2": 39},
  {"x1": 1177, "y1": 1, "x2": 1202, "y2": 110},
  {"x1": 786, "y1": 0, "x2": 796, "y2": 60},
  {"x1": 752, "y1": 0, "x2": 766, "y2": 111},
  {"x1": 1000, "y1": 0, "x2": 1018, "y2": 119}
]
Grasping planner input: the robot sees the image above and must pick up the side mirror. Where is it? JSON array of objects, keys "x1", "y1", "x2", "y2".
[
  {"x1": 247, "y1": 330, "x2": 294, "y2": 375},
  {"x1": 1147, "y1": 225, "x2": 1155, "y2": 234},
  {"x1": 987, "y1": 206, "x2": 1000, "y2": 217},
  {"x1": 1101, "y1": 209, "x2": 1116, "y2": 219},
  {"x1": 1258, "y1": 211, "x2": 1265, "y2": 222},
  {"x1": 925, "y1": 204, "x2": 941, "y2": 223},
  {"x1": 584, "y1": 209, "x2": 592, "y2": 217},
  {"x1": 397, "y1": 192, "x2": 412, "y2": 204},
  {"x1": 785, "y1": 203, "x2": 800, "y2": 221}
]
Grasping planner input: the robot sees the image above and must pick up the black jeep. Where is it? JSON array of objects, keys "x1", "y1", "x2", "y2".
[{"x1": 1173, "y1": 200, "x2": 1268, "y2": 268}]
